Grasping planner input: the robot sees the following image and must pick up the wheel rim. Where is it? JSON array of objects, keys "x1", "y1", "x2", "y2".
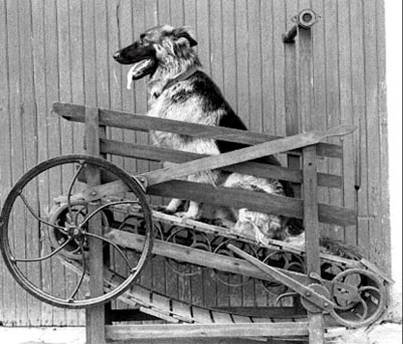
[
  {"x1": 329, "y1": 268, "x2": 387, "y2": 328},
  {"x1": 0, "y1": 154, "x2": 153, "y2": 308}
]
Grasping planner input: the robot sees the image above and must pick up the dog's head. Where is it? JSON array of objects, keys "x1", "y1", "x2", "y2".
[{"x1": 113, "y1": 25, "x2": 198, "y2": 83}]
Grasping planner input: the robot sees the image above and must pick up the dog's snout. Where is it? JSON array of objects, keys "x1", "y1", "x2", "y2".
[{"x1": 113, "y1": 51, "x2": 121, "y2": 60}]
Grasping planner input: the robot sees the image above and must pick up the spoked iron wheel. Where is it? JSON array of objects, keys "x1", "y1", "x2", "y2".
[{"x1": 0, "y1": 154, "x2": 153, "y2": 309}]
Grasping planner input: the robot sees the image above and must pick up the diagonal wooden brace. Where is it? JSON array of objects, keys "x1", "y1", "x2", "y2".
[
  {"x1": 227, "y1": 244, "x2": 335, "y2": 313},
  {"x1": 137, "y1": 125, "x2": 356, "y2": 187}
]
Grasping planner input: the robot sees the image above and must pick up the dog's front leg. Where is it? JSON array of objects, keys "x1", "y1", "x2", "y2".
[{"x1": 165, "y1": 198, "x2": 183, "y2": 214}]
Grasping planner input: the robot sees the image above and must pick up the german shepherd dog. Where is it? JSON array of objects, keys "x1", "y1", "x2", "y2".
[{"x1": 113, "y1": 25, "x2": 304, "y2": 241}]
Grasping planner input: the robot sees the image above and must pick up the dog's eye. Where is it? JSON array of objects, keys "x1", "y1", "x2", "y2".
[{"x1": 140, "y1": 34, "x2": 147, "y2": 44}]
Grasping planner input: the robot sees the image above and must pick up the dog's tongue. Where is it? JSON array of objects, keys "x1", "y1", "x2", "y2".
[{"x1": 126, "y1": 59, "x2": 153, "y2": 89}]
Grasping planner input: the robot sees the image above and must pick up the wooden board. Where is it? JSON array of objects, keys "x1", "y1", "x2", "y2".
[
  {"x1": 106, "y1": 323, "x2": 309, "y2": 340},
  {"x1": 52, "y1": 102, "x2": 343, "y2": 159}
]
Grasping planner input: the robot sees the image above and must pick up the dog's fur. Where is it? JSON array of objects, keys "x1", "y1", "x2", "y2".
[{"x1": 113, "y1": 25, "x2": 302, "y2": 240}]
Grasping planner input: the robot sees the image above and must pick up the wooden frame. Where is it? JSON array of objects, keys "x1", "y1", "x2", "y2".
[
  {"x1": 56, "y1": 109, "x2": 353, "y2": 344},
  {"x1": 78, "y1": 108, "x2": 344, "y2": 343},
  {"x1": 51, "y1": 10, "x2": 354, "y2": 344}
]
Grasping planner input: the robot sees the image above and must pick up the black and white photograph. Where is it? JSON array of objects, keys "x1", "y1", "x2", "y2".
[{"x1": 0, "y1": 1, "x2": 401, "y2": 343}]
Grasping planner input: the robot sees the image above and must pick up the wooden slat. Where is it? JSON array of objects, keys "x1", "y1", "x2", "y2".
[
  {"x1": 7, "y1": 0, "x2": 27, "y2": 326},
  {"x1": 247, "y1": 0, "x2": 263, "y2": 132},
  {"x1": 106, "y1": 0, "x2": 124, "y2": 171},
  {"x1": 52, "y1": 102, "x2": 343, "y2": 159},
  {"x1": 337, "y1": 0, "x2": 359, "y2": 249},
  {"x1": 222, "y1": 0, "x2": 237, "y2": 113},
  {"x1": 363, "y1": 0, "x2": 384, "y2": 267},
  {"x1": 119, "y1": 0, "x2": 138, "y2": 178},
  {"x1": 376, "y1": 0, "x2": 392, "y2": 274},
  {"x1": 311, "y1": 0, "x2": 333, "y2": 243},
  {"x1": 171, "y1": 300, "x2": 193, "y2": 322},
  {"x1": 191, "y1": 307, "x2": 213, "y2": 324},
  {"x1": 129, "y1": 285, "x2": 153, "y2": 307},
  {"x1": 323, "y1": 0, "x2": 344, "y2": 245},
  {"x1": 139, "y1": 306, "x2": 179, "y2": 324},
  {"x1": 150, "y1": 293, "x2": 171, "y2": 315},
  {"x1": 45, "y1": 0, "x2": 66, "y2": 323},
  {"x1": 0, "y1": 0, "x2": 14, "y2": 326},
  {"x1": 18, "y1": 0, "x2": 42, "y2": 326},
  {"x1": 350, "y1": 0, "x2": 370, "y2": 255},
  {"x1": 31, "y1": 0, "x2": 54, "y2": 326},
  {"x1": 56, "y1": 0, "x2": 79, "y2": 326},
  {"x1": 210, "y1": 311, "x2": 233, "y2": 324},
  {"x1": 226, "y1": 314, "x2": 252, "y2": 324},
  {"x1": 101, "y1": 139, "x2": 343, "y2": 189},
  {"x1": 106, "y1": 322, "x2": 309, "y2": 339}
]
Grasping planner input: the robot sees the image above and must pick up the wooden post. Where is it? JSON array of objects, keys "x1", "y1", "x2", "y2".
[
  {"x1": 84, "y1": 107, "x2": 106, "y2": 344},
  {"x1": 299, "y1": 25, "x2": 325, "y2": 344},
  {"x1": 284, "y1": 18, "x2": 302, "y2": 313},
  {"x1": 284, "y1": 20, "x2": 301, "y2": 193}
]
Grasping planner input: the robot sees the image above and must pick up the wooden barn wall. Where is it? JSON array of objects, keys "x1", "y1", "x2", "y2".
[{"x1": 0, "y1": 0, "x2": 390, "y2": 326}]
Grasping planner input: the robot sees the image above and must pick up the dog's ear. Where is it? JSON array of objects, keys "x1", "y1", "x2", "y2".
[{"x1": 172, "y1": 27, "x2": 198, "y2": 47}]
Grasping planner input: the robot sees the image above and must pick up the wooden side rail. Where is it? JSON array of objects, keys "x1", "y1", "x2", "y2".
[
  {"x1": 52, "y1": 102, "x2": 342, "y2": 159},
  {"x1": 100, "y1": 139, "x2": 343, "y2": 189},
  {"x1": 83, "y1": 179, "x2": 356, "y2": 227}
]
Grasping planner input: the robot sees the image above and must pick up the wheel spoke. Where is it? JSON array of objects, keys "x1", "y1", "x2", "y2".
[
  {"x1": 18, "y1": 193, "x2": 68, "y2": 235},
  {"x1": 85, "y1": 231, "x2": 133, "y2": 271},
  {"x1": 68, "y1": 242, "x2": 87, "y2": 301},
  {"x1": 12, "y1": 238, "x2": 72, "y2": 263},
  {"x1": 80, "y1": 200, "x2": 140, "y2": 228},
  {"x1": 66, "y1": 162, "x2": 86, "y2": 225},
  {"x1": 287, "y1": 262, "x2": 304, "y2": 271},
  {"x1": 73, "y1": 206, "x2": 86, "y2": 224},
  {"x1": 355, "y1": 296, "x2": 369, "y2": 320},
  {"x1": 359, "y1": 286, "x2": 381, "y2": 296}
]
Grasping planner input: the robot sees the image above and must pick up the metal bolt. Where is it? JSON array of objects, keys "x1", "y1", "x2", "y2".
[
  {"x1": 323, "y1": 302, "x2": 329, "y2": 308},
  {"x1": 90, "y1": 191, "x2": 97, "y2": 196},
  {"x1": 302, "y1": 13, "x2": 313, "y2": 23},
  {"x1": 305, "y1": 291, "x2": 312, "y2": 297}
]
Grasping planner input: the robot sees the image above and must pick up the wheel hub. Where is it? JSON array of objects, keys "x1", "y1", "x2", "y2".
[{"x1": 66, "y1": 224, "x2": 85, "y2": 242}]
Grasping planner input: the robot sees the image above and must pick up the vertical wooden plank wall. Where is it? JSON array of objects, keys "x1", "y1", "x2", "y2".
[{"x1": 0, "y1": 0, "x2": 390, "y2": 326}]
